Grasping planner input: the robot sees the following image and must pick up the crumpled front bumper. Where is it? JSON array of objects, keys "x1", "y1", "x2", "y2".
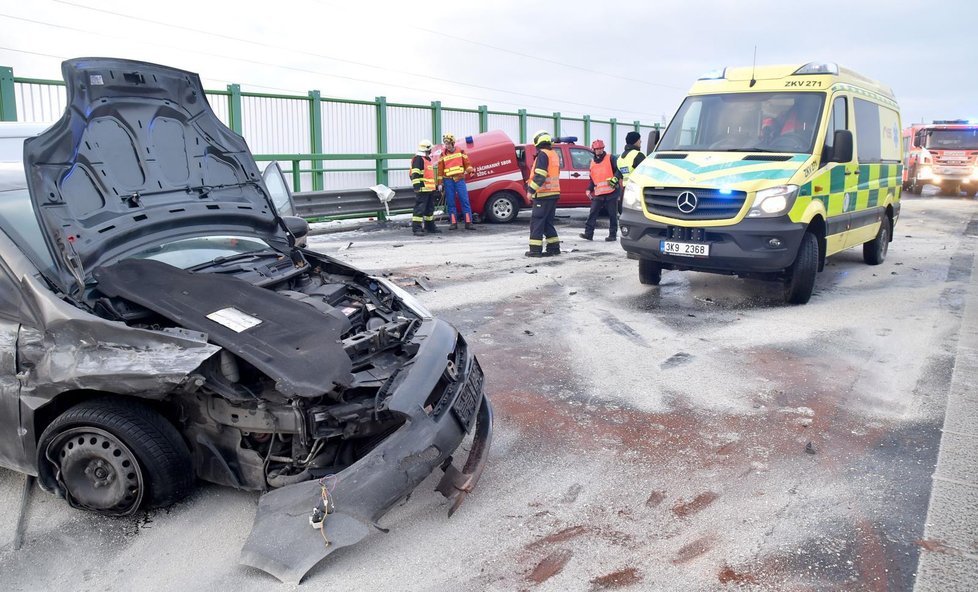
[{"x1": 238, "y1": 319, "x2": 492, "y2": 583}]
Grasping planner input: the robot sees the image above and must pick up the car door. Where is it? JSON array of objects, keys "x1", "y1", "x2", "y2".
[
  {"x1": 0, "y1": 258, "x2": 26, "y2": 472},
  {"x1": 558, "y1": 146, "x2": 593, "y2": 206},
  {"x1": 262, "y1": 162, "x2": 297, "y2": 217}
]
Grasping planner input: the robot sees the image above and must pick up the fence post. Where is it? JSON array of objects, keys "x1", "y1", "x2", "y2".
[
  {"x1": 518, "y1": 109, "x2": 527, "y2": 143},
  {"x1": 308, "y1": 90, "x2": 323, "y2": 191},
  {"x1": 227, "y1": 84, "x2": 242, "y2": 134},
  {"x1": 0, "y1": 66, "x2": 16, "y2": 122},
  {"x1": 431, "y1": 100, "x2": 442, "y2": 143},
  {"x1": 375, "y1": 96, "x2": 389, "y2": 220},
  {"x1": 634, "y1": 120, "x2": 641, "y2": 132},
  {"x1": 583, "y1": 115, "x2": 591, "y2": 145},
  {"x1": 610, "y1": 118, "x2": 617, "y2": 151},
  {"x1": 553, "y1": 112, "x2": 561, "y2": 137},
  {"x1": 478, "y1": 105, "x2": 488, "y2": 133}
]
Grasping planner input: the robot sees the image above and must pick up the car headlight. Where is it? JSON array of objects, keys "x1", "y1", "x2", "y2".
[
  {"x1": 375, "y1": 277, "x2": 432, "y2": 319},
  {"x1": 918, "y1": 166, "x2": 932, "y2": 179},
  {"x1": 747, "y1": 185, "x2": 799, "y2": 218},
  {"x1": 621, "y1": 180, "x2": 643, "y2": 211}
]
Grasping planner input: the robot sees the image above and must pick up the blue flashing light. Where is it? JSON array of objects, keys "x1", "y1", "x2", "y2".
[
  {"x1": 465, "y1": 135, "x2": 474, "y2": 144},
  {"x1": 718, "y1": 187, "x2": 733, "y2": 195}
]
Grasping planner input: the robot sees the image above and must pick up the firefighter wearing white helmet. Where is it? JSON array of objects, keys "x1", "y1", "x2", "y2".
[
  {"x1": 436, "y1": 133, "x2": 476, "y2": 230},
  {"x1": 525, "y1": 130, "x2": 561, "y2": 257},
  {"x1": 410, "y1": 139, "x2": 441, "y2": 235}
]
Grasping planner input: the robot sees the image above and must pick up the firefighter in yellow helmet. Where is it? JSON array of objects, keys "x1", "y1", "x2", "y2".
[
  {"x1": 410, "y1": 139, "x2": 441, "y2": 235},
  {"x1": 436, "y1": 133, "x2": 476, "y2": 230},
  {"x1": 525, "y1": 131, "x2": 561, "y2": 257}
]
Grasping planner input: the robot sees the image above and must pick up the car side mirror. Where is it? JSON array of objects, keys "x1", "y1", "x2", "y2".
[
  {"x1": 282, "y1": 215, "x2": 309, "y2": 242},
  {"x1": 831, "y1": 129, "x2": 853, "y2": 162},
  {"x1": 646, "y1": 129, "x2": 661, "y2": 153}
]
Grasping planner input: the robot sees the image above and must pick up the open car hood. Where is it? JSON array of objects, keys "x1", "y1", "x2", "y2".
[{"x1": 24, "y1": 58, "x2": 286, "y2": 295}]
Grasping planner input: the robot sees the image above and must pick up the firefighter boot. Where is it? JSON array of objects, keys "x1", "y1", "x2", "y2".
[
  {"x1": 464, "y1": 213, "x2": 475, "y2": 230},
  {"x1": 449, "y1": 213, "x2": 458, "y2": 230},
  {"x1": 524, "y1": 244, "x2": 544, "y2": 258},
  {"x1": 412, "y1": 221, "x2": 425, "y2": 236},
  {"x1": 579, "y1": 232, "x2": 593, "y2": 240},
  {"x1": 424, "y1": 221, "x2": 442, "y2": 234},
  {"x1": 605, "y1": 235, "x2": 617, "y2": 242},
  {"x1": 544, "y1": 242, "x2": 561, "y2": 257}
]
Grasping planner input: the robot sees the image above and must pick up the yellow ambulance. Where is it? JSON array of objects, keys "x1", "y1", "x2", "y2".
[{"x1": 619, "y1": 62, "x2": 902, "y2": 304}]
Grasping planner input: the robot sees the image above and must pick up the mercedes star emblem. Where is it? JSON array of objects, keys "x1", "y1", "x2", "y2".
[{"x1": 676, "y1": 191, "x2": 698, "y2": 214}]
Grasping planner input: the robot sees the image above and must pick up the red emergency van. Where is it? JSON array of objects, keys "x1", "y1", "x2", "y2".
[{"x1": 431, "y1": 130, "x2": 598, "y2": 223}]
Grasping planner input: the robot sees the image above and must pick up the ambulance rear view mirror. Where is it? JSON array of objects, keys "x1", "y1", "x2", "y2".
[
  {"x1": 830, "y1": 130, "x2": 853, "y2": 163},
  {"x1": 646, "y1": 129, "x2": 661, "y2": 153}
]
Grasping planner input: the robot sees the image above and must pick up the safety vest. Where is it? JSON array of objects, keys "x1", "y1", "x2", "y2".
[
  {"x1": 411, "y1": 155, "x2": 437, "y2": 192},
  {"x1": 533, "y1": 148, "x2": 561, "y2": 198},
  {"x1": 441, "y1": 150, "x2": 468, "y2": 179},
  {"x1": 617, "y1": 149, "x2": 643, "y2": 183},
  {"x1": 589, "y1": 155, "x2": 616, "y2": 196}
]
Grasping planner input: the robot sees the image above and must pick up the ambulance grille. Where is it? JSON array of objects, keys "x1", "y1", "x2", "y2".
[{"x1": 643, "y1": 187, "x2": 747, "y2": 220}]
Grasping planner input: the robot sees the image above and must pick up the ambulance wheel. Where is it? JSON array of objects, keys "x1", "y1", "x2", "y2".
[
  {"x1": 784, "y1": 232, "x2": 818, "y2": 305},
  {"x1": 484, "y1": 192, "x2": 520, "y2": 223},
  {"x1": 908, "y1": 175, "x2": 921, "y2": 195},
  {"x1": 863, "y1": 215, "x2": 890, "y2": 265},
  {"x1": 638, "y1": 260, "x2": 662, "y2": 285}
]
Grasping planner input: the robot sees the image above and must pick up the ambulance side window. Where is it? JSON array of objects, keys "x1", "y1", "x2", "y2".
[
  {"x1": 569, "y1": 148, "x2": 592, "y2": 170},
  {"x1": 822, "y1": 96, "x2": 848, "y2": 163},
  {"x1": 853, "y1": 98, "x2": 883, "y2": 163}
]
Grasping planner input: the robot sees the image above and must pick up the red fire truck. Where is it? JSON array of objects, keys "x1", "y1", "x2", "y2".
[
  {"x1": 902, "y1": 120, "x2": 978, "y2": 196},
  {"x1": 431, "y1": 130, "x2": 599, "y2": 223}
]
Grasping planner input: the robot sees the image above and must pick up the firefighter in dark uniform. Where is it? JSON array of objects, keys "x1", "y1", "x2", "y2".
[
  {"x1": 410, "y1": 140, "x2": 441, "y2": 236},
  {"x1": 579, "y1": 138, "x2": 622, "y2": 241},
  {"x1": 525, "y1": 131, "x2": 562, "y2": 257}
]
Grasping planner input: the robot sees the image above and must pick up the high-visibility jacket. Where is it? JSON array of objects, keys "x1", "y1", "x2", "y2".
[
  {"x1": 528, "y1": 148, "x2": 560, "y2": 198},
  {"x1": 616, "y1": 148, "x2": 645, "y2": 183},
  {"x1": 589, "y1": 154, "x2": 617, "y2": 196},
  {"x1": 438, "y1": 149, "x2": 472, "y2": 181},
  {"x1": 410, "y1": 154, "x2": 436, "y2": 192}
]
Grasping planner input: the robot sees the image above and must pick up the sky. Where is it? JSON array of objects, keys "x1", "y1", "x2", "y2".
[{"x1": 1, "y1": 0, "x2": 976, "y2": 127}]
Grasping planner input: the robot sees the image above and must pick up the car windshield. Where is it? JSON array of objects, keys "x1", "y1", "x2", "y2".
[
  {"x1": 128, "y1": 235, "x2": 275, "y2": 270},
  {"x1": 0, "y1": 165, "x2": 56, "y2": 276},
  {"x1": 658, "y1": 92, "x2": 826, "y2": 153},
  {"x1": 924, "y1": 129, "x2": 978, "y2": 150}
]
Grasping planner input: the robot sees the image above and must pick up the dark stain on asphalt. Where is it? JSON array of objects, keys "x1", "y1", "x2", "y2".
[
  {"x1": 660, "y1": 351, "x2": 693, "y2": 369},
  {"x1": 672, "y1": 492, "x2": 719, "y2": 518},
  {"x1": 527, "y1": 549, "x2": 573, "y2": 584},
  {"x1": 600, "y1": 314, "x2": 649, "y2": 347},
  {"x1": 589, "y1": 567, "x2": 643, "y2": 589},
  {"x1": 528, "y1": 525, "x2": 589, "y2": 549},
  {"x1": 671, "y1": 535, "x2": 715, "y2": 564},
  {"x1": 645, "y1": 490, "x2": 666, "y2": 508}
]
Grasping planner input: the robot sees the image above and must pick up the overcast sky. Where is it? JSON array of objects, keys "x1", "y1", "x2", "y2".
[{"x1": 1, "y1": 0, "x2": 975, "y2": 126}]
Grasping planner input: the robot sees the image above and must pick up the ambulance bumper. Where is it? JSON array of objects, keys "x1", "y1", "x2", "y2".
[{"x1": 619, "y1": 210, "x2": 806, "y2": 275}]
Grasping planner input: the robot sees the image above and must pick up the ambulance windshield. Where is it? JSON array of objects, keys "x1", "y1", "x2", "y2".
[
  {"x1": 658, "y1": 92, "x2": 826, "y2": 154},
  {"x1": 924, "y1": 129, "x2": 978, "y2": 150}
]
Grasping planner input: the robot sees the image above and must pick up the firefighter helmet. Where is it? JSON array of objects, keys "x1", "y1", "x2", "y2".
[
  {"x1": 532, "y1": 130, "x2": 552, "y2": 147},
  {"x1": 442, "y1": 133, "x2": 456, "y2": 143},
  {"x1": 418, "y1": 139, "x2": 432, "y2": 151},
  {"x1": 591, "y1": 139, "x2": 605, "y2": 150}
]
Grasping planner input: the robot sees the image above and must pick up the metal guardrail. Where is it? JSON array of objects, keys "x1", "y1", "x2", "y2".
[{"x1": 293, "y1": 186, "x2": 417, "y2": 221}]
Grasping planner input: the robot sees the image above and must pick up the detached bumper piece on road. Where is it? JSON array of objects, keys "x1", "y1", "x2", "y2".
[{"x1": 239, "y1": 323, "x2": 493, "y2": 584}]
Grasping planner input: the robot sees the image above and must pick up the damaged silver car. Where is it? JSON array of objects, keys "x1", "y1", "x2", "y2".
[{"x1": 0, "y1": 58, "x2": 492, "y2": 583}]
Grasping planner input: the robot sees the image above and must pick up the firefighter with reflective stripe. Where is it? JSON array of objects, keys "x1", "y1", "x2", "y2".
[
  {"x1": 410, "y1": 140, "x2": 441, "y2": 236},
  {"x1": 580, "y1": 139, "x2": 622, "y2": 242},
  {"x1": 616, "y1": 131, "x2": 646, "y2": 184},
  {"x1": 525, "y1": 130, "x2": 561, "y2": 258},
  {"x1": 436, "y1": 133, "x2": 476, "y2": 230}
]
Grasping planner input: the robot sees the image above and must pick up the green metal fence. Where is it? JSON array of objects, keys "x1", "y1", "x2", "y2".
[{"x1": 1, "y1": 65, "x2": 661, "y2": 194}]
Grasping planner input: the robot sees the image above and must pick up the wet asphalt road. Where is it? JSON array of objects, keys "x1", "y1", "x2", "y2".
[{"x1": 1, "y1": 193, "x2": 976, "y2": 591}]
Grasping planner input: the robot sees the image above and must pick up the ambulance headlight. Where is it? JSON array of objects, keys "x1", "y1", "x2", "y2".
[
  {"x1": 622, "y1": 180, "x2": 643, "y2": 210},
  {"x1": 748, "y1": 185, "x2": 798, "y2": 218}
]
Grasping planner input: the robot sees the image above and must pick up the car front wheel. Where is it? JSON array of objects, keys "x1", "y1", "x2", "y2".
[
  {"x1": 38, "y1": 398, "x2": 194, "y2": 516},
  {"x1": 784, "y1": 232, "x2": 818, "y2": 305},
  {"x1": 484, "y1": 192, "x2": 520, "y2": 223}
]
